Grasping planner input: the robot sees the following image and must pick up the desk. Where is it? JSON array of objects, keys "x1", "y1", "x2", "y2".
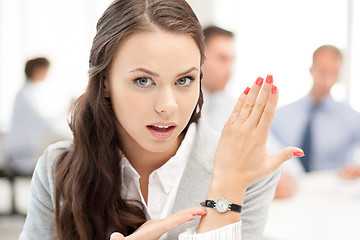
[{"x1": 263, "y1": 171, "x2": 360, "y2": 240}]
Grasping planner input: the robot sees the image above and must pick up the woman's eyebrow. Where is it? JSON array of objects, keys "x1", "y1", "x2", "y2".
[
  {"x1": 130, "y1": 68, "x2": 159, "y2": 77},
  {"x1": 129, "y1": 67, "x2": 199, "y2": 77},
  {"x1": 176, "y1": 67, "x2": 199, "y2": 77}
]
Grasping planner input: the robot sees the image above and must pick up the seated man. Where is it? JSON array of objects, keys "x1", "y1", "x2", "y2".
[
  {"x1": 272, "y1": 45, "x2": 360, "y2": 198},
  {"x1": 201, "y1": 25, "x2": 236, "y2": 132},
  {"x1": 3, "y1": 57, "x2": 70, "y2": 175}
]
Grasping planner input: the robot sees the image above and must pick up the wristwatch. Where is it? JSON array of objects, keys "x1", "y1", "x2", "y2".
[{"x1": 200, "y1": 198, "x2": 242, "y2": 213}]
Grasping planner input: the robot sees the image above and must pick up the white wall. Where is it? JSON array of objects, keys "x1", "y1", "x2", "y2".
[
  {"x1": 214, "y1": 0, "x2": 350, "y2": 108},
  {"x1": 349, "y1": 0, "x2": 360, "y2": 112},
  {"x1": 188, "y1": 0, "x2": 358, "y2": 110},
  {"x1": 186, "y1": 0, "x2": 215, "y2": 27},
  {"x1": 1, "y1": 0, "x2": 359, "y2": 132},
  {"x1": 0, "y1": 0, "x2": 113, "y2": 131}
]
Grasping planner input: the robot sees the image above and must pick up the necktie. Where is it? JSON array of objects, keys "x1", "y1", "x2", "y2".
[{"x1": 299, "y1": 106, "x2": 317, "y2": 172}]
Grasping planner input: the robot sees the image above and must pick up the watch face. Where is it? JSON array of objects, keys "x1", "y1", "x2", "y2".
[{"x1": 215, "y1": 198, "x2": 230, "y2": 213}]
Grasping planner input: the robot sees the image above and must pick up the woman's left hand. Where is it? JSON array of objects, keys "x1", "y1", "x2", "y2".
[
  {"x1": 197, "y1": 75, "x2": 304, "y2": 234},
  {"x1": 212, "y1": 75, "x2": 304, "y2": 190},
  {"x1": 110, "y1": 207, "x2": 206, "y2": 240}
]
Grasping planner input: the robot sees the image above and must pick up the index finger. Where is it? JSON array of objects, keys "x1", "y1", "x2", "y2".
[
  {"x1": 160, "y1": 206, "x2": 207, "y2": 232},
  {"x1": 129, "y1": 207, "x2": 206, "y2": 239}
]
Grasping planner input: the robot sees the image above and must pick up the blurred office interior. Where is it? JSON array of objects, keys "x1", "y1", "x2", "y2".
[{"x1": 0, "y1": 0, "x2": 360, "y2": 239}]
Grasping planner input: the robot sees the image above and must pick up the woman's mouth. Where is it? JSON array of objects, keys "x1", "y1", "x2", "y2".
[{"x1": 146, "y1": 123, "x2": 176, "y2": 139}]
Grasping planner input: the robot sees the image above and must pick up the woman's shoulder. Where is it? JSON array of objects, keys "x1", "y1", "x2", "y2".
[
  {"x1": 36, "y1": 140, "x2": 73, "y2": 174},
  {"x1": 31, "y1": 140, "x2": 73, "y2": 205}
]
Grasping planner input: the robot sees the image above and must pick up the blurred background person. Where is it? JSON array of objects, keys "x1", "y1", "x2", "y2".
[
  {"x1": 2, "y1": 57, "x2": 71, "y2": 176},
  {"x1": 272, "y1": 45, "x2": 360, "y2": 198},
  {"x1": 201, "y1": 26, "x2": 236, "y2": 132}
]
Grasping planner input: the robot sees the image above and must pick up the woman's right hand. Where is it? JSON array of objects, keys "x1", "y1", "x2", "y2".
[{"x1": 110, "y1": 207, "x2": 206, "y2": 240}]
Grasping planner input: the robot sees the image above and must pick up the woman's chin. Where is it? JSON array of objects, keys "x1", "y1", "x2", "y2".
[
  {"x1": 142, "y1": 141, "x2": 177, "y2": 153},
  {"x1": 139, "y1": 134, "x2": 182, "y2": 154}
]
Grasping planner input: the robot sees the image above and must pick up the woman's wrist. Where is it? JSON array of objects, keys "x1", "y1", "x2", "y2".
[
  {"x1": 197, "y1": 171, "x2": 247, "y2": 234},
  {"x1": 207, "y1": 170, "x2": 248, "y2": 206}
]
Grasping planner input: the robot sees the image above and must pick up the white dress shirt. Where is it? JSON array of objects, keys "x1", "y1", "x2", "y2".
[
  {"x1": 120, "y1": 123, "x2": 242, "y2": 239},
  {"x1": 202, "y1": 89, "x2": 235, "y2": 132},
  {"x1": 3, "y1": 82, "x2": 47, "y2": 173},
  {"x1": 2, "y1": 82, "x2": 71, "y2": 175},
  {"x1": 271, "y1": 94, "x2": 360, "y2": 171}
]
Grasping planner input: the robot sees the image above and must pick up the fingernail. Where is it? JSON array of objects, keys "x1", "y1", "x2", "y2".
[
  {"x1": 244, "y1": 87, "x2": 250, "y2": 95},
  {"x1": 188, "y1": 216, "x2": 196, "y2": 221},
  {"x1": 293, "y1": 151, "x2": 304, "y2": 157},
  {"x1": 256, "y1": 77, "x2": 264, "y2": 86},
  {"x1": 266, "y1": 74, "x2": 273, "y2": 84},
  {"x1": 197, "y1": 211, "x2": 207, "y2": 216},
  {"x1": 271, "y1": 85, "x2": 277, "y2": 94}
]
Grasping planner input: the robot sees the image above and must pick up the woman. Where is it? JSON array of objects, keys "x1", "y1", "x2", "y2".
[{"x1": 20, "y1": 0, "x2": 303, "y2": 239}]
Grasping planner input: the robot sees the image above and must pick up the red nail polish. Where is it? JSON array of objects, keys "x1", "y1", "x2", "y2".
[
  {"x1": 271, "y1": 85, "x2": 277, "y2": 94},
  {"x1": 197, "y1": 211, "x2": 207, "y2": 216},
  {"x1": 244, "y1": 87, "x2": 250, "y2": 95},
  {"x1": 293, "y1": 151, "x2": 304, "y2": 157},
  {"x1": 266, "y1": 74, "x2": 273, "y2": 84},
  {"x1": 187, "y1": 216, "x2": 196, "y2": 221},
  {"x1": 256, "y1": 77, "x2": 264, "y2": 86}
]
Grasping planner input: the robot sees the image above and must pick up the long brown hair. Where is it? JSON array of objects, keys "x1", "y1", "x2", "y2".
[{"x1": 54, "y1": 0, "x2": 205, "y2": 239}]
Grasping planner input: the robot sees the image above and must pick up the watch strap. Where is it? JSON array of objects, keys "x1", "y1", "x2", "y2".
[
  {"x1": 204, "y1": 200, "x2": 216, "y2": 208},
  {"x1": 229, "y1": 203, "x2": 242, "y2": 213},
  {"x1": 200, "y1": 199, "x2": 242, "y2": 213}
]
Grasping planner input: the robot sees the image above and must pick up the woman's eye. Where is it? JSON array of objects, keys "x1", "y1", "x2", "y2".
[
  {"x1": 176, "y1": 76, "x2": 194, "y2": 86},
  {"x1": 134, "y1": 77, "x2": 154, "y2": 87}
]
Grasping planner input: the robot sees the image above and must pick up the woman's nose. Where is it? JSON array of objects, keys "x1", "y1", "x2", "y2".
[{"x1": 154, "y1": 87, "x2": 178, "y2": 116}]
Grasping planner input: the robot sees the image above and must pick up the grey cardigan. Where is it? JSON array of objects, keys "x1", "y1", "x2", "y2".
[{"x1": 19, "y1": 119, "x2": 280, "y2": 240}]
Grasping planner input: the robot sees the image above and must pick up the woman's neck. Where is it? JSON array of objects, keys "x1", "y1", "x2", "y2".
[
  {"x1": 118, "y1": 126, "x2": 185, "y2": 204},
  {"x1": 121, "y1": 131, "x2": 185, "y2": 177}
]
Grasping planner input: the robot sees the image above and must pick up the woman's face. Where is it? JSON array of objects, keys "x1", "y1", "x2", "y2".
[{"x1": 105, "y1": 28, "x2": 201, "y2": 153}]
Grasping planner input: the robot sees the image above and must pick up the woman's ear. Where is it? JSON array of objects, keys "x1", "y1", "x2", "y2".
[{"x1": 104, "y1": 78, "x2": 110, "y2": 98}]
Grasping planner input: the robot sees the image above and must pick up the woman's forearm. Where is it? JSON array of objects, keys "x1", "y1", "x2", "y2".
[{"x1": 197, "y1": 171, "x2": 247, "y2": 233}]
